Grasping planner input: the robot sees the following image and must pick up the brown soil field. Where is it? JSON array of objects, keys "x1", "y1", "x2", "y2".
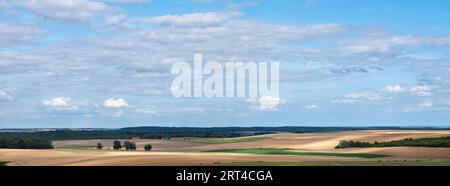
[{"x1": 1, "y1": 130, "x2": 450, "y2": 166}]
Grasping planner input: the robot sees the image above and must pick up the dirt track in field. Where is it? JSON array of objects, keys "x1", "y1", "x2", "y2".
[{"x1": 1, "y1": 130, "x2": 450, "y2": 166}]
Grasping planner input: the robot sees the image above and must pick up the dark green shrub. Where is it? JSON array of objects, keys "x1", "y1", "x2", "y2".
[{"x1": 144, "y1": 144, "x2": 152, "y2": 151}]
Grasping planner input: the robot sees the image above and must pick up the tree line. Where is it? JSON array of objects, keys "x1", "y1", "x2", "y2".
[
  {"x1": 0, "y1": 130, "x2": 272, "y2": 141},
  {"x1": 0, "y1": 138, "x2": 53, "y2": 149},
  {"x1": 3, "y1": 126, "x2": 447, "y2": 141},
  {"x1": 336, "y1": 136, "x2": 450, "y2": 149}
]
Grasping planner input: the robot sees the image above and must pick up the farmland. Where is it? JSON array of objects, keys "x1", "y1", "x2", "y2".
[{"x1": 1, "y1": 130, "x2": 450, "y2": 166}]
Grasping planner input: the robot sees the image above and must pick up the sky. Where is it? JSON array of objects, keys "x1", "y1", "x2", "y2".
[{"x1": 1, "y1": 0, "x2": 450, "y2": 128}]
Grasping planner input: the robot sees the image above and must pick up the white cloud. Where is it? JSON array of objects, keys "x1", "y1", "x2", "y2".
[
  {"x1": 0, "y1": 90, "x2": 12, "y2": 101},
  {"x1": 42, "y1": 97, "x2": 78, "y2": 110},
  {"x1": 419, "y1": 100, "x2": 433, "y2": 108},
  {"x1": 0, "y1": 23, "x2": 46, "y2": 47},
  {"x1": 106, "y1": 14, "x2": 136, "y2": 29},
  {"x1": 332, "y1": 99, "x2": 357, "y2": 104},
  {"x1": 0, "y1": 14, "x2": 344, "y2": 74},
  {"x1": 343, "y1": 36, "x2": 419, "y2": 54},
  {"x1": 3, "y1": 0, "x2": 108, "y2": 22},
  {"x1": 132, "y1": 11, "x2": 244, "y2": 27},
  {"x1": 246, "y1": 96, "x2": 286, "y2": 111},
  {"x1": 409, "y1": 85, "x2": 432, "y2": 96},
  {"x1": 258, "y1": 96, "x2": 286, "y2": 111},
  {"x1": 225, "y1": 2, "x2": 258, "y2": 10},
  {"x1": 103, "y1": 98, "x2": 128, "y2": 108},
  {"x1": 333, "y1": 92, "x2": 387, "y2": 104},
  {"x1": 343, "y1": 36, "x2": 450, "y2": 54},
  {"x1": 379, "y1": 85, "x2": 405, "y2": 93},
  {"x1": 379, "y1": 85, "x2": 432, "y2": 96},
  {"x1": 335, "y1": 84, "x2": 434, "y2": 106},
  {"x1": 345, "y1": 92, "x2": 385, "y2": 101},
  {"x1": 179, "y1": 107, "x2": 206, "y2": 114},
  {"x1": 43, "y1": 97, "x2": 71, "y2": 107},
  {"x1": 305, "y1": 104, "x2": 319, "y2": 109}
]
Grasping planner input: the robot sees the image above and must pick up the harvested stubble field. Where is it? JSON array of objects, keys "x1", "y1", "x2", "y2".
[{"x1": 1, "y1": 130, "x2": 450, "y2": 166}]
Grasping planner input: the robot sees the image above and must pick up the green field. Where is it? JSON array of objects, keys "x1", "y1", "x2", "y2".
[
  {"x1": 223, "y1": 160, "x2": 450, "y2": 166},
  {"x1": 204, "y1": 148, "x2": 387, "y2": 158},
  {"x1": 175, "y1": 136, "x2": 269, "y2": 144}
]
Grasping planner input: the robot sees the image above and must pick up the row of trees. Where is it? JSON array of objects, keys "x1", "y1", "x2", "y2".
[
  {"x1": 336, "y1": 136, "x2": 450, "y2": 149},
  {"x1": 96, "y1": 140, "x2": 152, "y2": 151},
  {"x1": 0, "y1": 129, "x2": 275, "y2": 141},
  {"x1": 0, "y1": 138, "x2": 53, "y2": 149}
]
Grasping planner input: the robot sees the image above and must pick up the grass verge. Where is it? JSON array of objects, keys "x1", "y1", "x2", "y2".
[
  {"x1": 204, "y1": 148, "x2": 387, "y2": 158},
  {"x1": 223, "y1": 160, "x2": 450, "y2": 166}
]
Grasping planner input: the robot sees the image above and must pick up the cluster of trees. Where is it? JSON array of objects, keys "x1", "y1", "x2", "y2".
[
  {"x1": 336, "y1": 136, "x2": 450, "y2": 149},
  {"x1": 0, "y1": 138, "x2": 53, "y2": 149},
  {"x1": 101, "y1": 140, "x2": 152, "y2": 151},
  {"x1": 123, "y1": 141, "x2": 137, "y2": 150}
]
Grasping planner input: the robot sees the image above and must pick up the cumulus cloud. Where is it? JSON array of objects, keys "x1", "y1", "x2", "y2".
[
  {"x1": 257, "y1": 96, "x2": 286, "y2": 111},
  {"x1": 43, "y1": 97, "x2": 71, "y2": 107},
  {"x1": 42, "y1": 97, "x2": 79, "y2": 110},
  {"x1": 103, "y1": 98, "x2": 128, "y2": 108}
]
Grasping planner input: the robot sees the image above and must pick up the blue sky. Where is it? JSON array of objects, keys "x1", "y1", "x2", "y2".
[{"x1": 1, "y1": 0, "x2": 450, "y2": 128}]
